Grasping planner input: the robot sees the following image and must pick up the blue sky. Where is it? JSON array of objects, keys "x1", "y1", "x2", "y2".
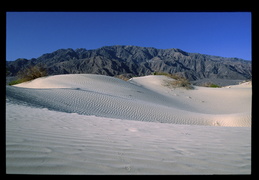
[{"x1": 6, "y1": 12, "x2": 251, "y2": 61}]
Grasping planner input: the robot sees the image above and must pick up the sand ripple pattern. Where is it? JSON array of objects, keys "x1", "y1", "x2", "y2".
[{"x1": 6, "y1": 103, "x2": 251, "y2": 174}]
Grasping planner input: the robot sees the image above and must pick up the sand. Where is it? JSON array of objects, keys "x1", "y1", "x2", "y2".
[{"x1": 6, "y1": 74, "x2": 251, "y2": 174}]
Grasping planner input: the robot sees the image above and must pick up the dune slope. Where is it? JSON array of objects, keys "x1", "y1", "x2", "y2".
[{"x1": 6, "y1": 102, "x2": 251, "y2": 174}]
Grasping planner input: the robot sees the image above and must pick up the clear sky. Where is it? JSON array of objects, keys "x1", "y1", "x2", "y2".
[{"x1": 6, "y1": 12, "x2": 251, "y2": 61}]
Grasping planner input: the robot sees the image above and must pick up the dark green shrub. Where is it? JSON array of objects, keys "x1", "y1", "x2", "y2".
[
  {"x1": 202, "y1": 82, "x2": 221, "y2": 88},
  {"x1": 9, "y1": 64, "x2": 48, "y2": 85},
  {"x1": 8, "y1": 79, "x2": 27, "y2": 85},
  {"x1": 18, "y1": 64, "x2": 47, "y2": 81}
]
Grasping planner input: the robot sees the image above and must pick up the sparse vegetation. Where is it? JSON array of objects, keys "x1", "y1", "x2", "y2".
[
  {"x1": 202, "y1": 82, "x2": 221, "y2": 88},
  {"x1": 114, "y1": 74, "x2": 136, "y2": 81},
  {"x1": 8, "y1": 79, "x2": 27, "y2": 86},
  {"x1": 153, "y1": 72, "x2": 171, "y2": 76},
  {"x1": 164, "y1": 78, "x2": 194, "y2": 90},
  {"x1": 114, "y1": 74, "x2": 130, "y2": 81},
  {"x1": 8, "y1": 64, "x2": 48, "y2": 85},
  {"x1": 153, "y1": 72, "x2": 194, "y2": 90}
]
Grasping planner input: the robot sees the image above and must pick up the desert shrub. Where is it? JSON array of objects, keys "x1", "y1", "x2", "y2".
[
  {"x1": 114, "y1": 74, "x2": 131, "y2": 81},
  {"x1": 153, "y1": 72, "x2": 170, "y2": 76},
  {"x1": 202, "y1": 82, "x2": 221, "y2": 88},
  {"x1": 8, "y1": 79, "x2": 27, "y2": 85},
  {"x1": 17, "y1": 64, "x2": 47, "y2": 81},
  {"x1": 8, "y1": 64, "x2": 47, "y2": 85},
  {"x1": 153, "y1": 71, "x2": 185, "y2": 80},
  {"x1": 154, "y1": 72, "x2": 193, "y2": 90},
  {"x1": 164, "y1": 78, "x2": 194, "y2": 90}
]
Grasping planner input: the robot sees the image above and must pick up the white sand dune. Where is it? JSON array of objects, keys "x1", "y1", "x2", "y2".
[
  {"x1": 6, "y1": 74, "x2": 252, "y2": 174},
  {"x1": 9, "y1": 74, "x2": 251, "y2": 127}
]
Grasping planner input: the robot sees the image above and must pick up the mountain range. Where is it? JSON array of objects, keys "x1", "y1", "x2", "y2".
[{"x1": 6, "y1": 45, "x2": 251, "y2": 85}]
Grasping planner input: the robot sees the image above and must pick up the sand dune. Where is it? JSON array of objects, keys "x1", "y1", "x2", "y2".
[
  {"x1": 8, "y1": 74, "x2": 251, "y2": 127},
  {"x1": 6, "y1": 74, "x2": 251, "y2": 174}
]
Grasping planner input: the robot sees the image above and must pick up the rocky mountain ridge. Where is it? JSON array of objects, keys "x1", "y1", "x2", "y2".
[{"x1": 6, "y1": 45, "x2": 251, "y2": 84}]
